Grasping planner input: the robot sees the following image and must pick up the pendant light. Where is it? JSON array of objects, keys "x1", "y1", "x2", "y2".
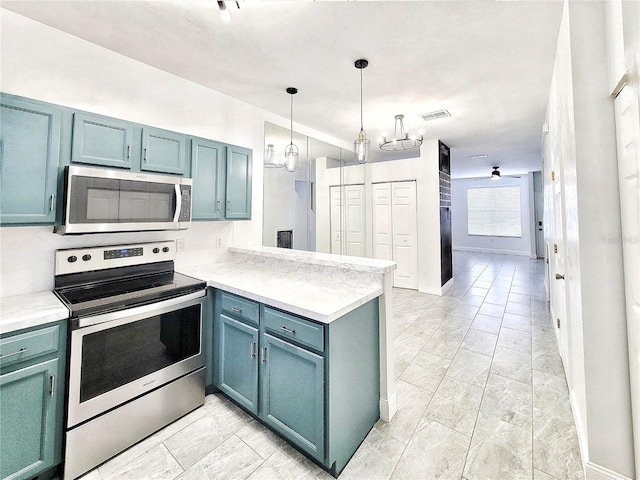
[
  {"x1": 284, "y1": 87, "x2": 298, "y2": 173},
  {"x1": 378, "y1": 114, "x2": 424, "y2": 151},
  {"x1": 353, "y1": 59, "x2": 370, "y2": 164},
  {"x1": 264, "y1": 143, "x2": 283, "y2": 168}
]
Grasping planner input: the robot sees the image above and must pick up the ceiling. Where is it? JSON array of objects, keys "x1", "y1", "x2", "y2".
[{"x1": 1, "y1": 1, "x2": 564, "y2": 179}]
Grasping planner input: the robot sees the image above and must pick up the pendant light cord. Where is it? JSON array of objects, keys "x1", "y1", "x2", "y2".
[
  {"x1": 290, "y1": 93, "x2": 293, "y2": 145},
  {"x1": 360, "y1": 67, "x2": 364, "y2": 131}
]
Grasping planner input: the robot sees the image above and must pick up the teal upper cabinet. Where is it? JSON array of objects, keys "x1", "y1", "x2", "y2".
[
  {"x1": 0, "y1": 95, "x2": 60, "y2": 225},
  {"x1": 225, "y1": 145, "x2": 252, "y2": 219},
  {"x1": 71, "y1": 113, "x2": 187, "y2": 175},
  {"x1": 191, "y1": 138, "x2": 225, "y2": 220},
  {"x1": 191, "y1": 141, "x2": 252, "y2": 221},
  {"x1": 141, "y1": 126, "x2": 187, "y2": 175},
  {"x1": 71, "y1": 112, "x2": 134, "y2": 169}
]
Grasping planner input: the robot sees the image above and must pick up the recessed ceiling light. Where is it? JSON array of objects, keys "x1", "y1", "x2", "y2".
[
  {"x1": 470, "y1": 154, "x2": 488, "y2": 159},
  {"x1": 420, "y1": 109, "x2": 451, "y2": 122}
]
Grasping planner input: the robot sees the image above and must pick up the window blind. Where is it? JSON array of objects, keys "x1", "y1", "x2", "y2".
[{"x1": 467, "y1": 186, "x2": 522, "y2": 237}]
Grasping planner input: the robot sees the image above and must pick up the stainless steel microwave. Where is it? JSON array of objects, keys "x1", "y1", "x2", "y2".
[{"x1": 55, "y1": 165, "x2": 192, "y2": 234}]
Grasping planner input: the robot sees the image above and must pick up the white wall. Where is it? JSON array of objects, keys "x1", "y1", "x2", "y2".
[
  {"x1": 451, "y1": 175, "x2": 534, "y2": 256},
  {"x1": 544, "y1": 1, "x2": 634, "y2": 478},
  {"x1": 0, "y1": 10, "x2": 347, "y2": 296}
]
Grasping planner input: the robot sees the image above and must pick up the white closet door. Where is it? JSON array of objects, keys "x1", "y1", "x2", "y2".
[
  {"x1": 372, "y1": 183, "x2": 393, "y2": 261},
  {"x1": 345, "y1": 185, "x2": 366, "y2": 257},
  {"x1": 391, "y1": 182, "x2": 418, "y2": 289},
  {"x1": 615, "y1": 84, "x2": 640, "y2": 474},
  {"x1": 330, "y1": 186, "x2": 344, "y2": 255}
]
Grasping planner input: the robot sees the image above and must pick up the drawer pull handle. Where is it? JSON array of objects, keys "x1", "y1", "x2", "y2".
[
  {"x1": 261, "y1": 347, "x2": 267, "y2": 364},
  {"x1": 280, "y1": 326, "x2": 296, "y2": 335},
  {"x1": 0, "y1": 347, "x2": 27, "y2": 360},
  {"x1": 250, "y1": 342, "x2": 256, "y2": 358},
  {"x1": 217, "y1": 200, "x2": 221, "y2": 212},
  {"x1": 231, "y1": 306, "x2": 243, "y2": 314},
  {"x1": 227, "y1": 200, "x2": 231, "y2": 211},
  {"x1": 50, "y1": 375, "x2": 56, "y2": 397}
]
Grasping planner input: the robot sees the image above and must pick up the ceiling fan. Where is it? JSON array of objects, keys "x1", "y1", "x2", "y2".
[{"x1": 479, "y1": 166, "x2": 521, "y2": 181}]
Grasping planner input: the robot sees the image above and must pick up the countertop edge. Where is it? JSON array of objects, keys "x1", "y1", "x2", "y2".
[
  {"x1": 0, "y1": 291, "x2": 69, "y2": 335},
  {"x1": 230, "y1": 246, "x2": 396, "y2": 274},
  {"x1": 206, "y1": 279, "x2": 382, "y2": 323}
]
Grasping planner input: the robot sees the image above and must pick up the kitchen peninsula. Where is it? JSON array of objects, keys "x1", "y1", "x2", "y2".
[
  {"x1": 181, "y1": 245, "x2": 397, "y2": 423},
  {"x1": 181, "y1": 245, "x2": 396, "y2": 475}
]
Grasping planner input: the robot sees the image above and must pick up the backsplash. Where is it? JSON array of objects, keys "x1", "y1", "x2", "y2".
[{"x1": 0, "y1": 222, "x2": 233, "y2": 297}]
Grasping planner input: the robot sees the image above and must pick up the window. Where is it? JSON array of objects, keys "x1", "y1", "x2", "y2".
[{"x1": 467, "y1": 186, "x2": 522, "y2": 237}]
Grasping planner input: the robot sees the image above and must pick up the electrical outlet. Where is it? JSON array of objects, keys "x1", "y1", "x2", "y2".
[
  {"x1": 177, "y1": 238, "x2": 186, "y2": 251},
  {"x1": 215, "y1": 236, "x2": 222, "y2": 248}
]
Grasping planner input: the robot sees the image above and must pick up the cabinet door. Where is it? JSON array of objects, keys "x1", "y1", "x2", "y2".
[
  {"x1": 0, "y1": 96, "x2": 60, "y2": 225},
  {"x1": 260, "y1": 333, "x2": 324, "y2": 462},
  {"x1": 218, "y1": 314, "x2": 259, "y2": 414},
  {"x1": 141, "y1": 127, "x2": 187, "y2": 175},
  {"x1": 191, "y1": 139, "x2": 225, "y2": 220},
  {"x1": 225, "y1": 145, "x2": 252, "y2": 219},
  {"x1": 71, "y1": 112, "x2": 134, "y2": 169},
  {"x1": 0, "y1": 359, "x2": 58, "y2": 480}
]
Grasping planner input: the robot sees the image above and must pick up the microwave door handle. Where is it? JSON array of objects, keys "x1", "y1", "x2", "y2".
[{"x1": 173, "y1": 184, "x2": 181, "y2": 222}]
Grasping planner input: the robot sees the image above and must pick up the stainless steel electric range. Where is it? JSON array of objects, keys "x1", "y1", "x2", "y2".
[{"x1": 53, "y1": 241, "x2": 207, "y2": 480}]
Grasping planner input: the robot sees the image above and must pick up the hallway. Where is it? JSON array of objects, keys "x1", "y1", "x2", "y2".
[{"x1": 76, "y1": 252, "x2": 584, "y2": 480}]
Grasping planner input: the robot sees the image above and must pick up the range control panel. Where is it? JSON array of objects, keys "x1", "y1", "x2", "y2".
[{"x1": 55, "y1": 241, "x2": 175, "y2": 276}]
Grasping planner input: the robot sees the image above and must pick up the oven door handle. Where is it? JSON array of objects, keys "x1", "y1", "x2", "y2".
[{"x1": 74, "y1": 290, "x2": 206, "y2": 329}]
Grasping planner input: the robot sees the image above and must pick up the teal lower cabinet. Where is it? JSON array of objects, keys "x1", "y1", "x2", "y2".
[
  {"x1": 0, "y1": 321, "x2": 67, "y2": 480},
  {"x1": 260, "y1": 332, "x2": 325, "y2": 461},
  {"x1": 219, "y1": 313, "x2": 259, "y2": 413},
  {"x1": 213, "y1": 290, "x2": 379, "y2": 476}
]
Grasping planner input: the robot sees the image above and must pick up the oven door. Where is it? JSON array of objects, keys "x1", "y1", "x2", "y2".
[
  {"x1": 67, "y1": 292, "x2": 205, "y2": 428},
  {"x1": 56, "y1": 165, "x2": 192, "y2": 234}
]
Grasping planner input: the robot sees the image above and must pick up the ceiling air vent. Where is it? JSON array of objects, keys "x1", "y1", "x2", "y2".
[{"x1": 420, "y1": 109, "x2": 451, "y2": 122}]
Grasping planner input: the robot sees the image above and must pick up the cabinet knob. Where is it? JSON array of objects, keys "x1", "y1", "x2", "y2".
[{"x1": 555, "y1": 273, "x2": 565, "y2": 280}]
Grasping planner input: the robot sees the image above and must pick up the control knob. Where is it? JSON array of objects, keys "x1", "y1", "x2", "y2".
[{"x1": 153, "y1": 248, "x2": 160, "y2": 254}]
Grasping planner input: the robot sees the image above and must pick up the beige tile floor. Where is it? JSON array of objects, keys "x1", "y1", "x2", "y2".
[{"x1": 75, "y1": 252, "x2": 584, "y2": 480}]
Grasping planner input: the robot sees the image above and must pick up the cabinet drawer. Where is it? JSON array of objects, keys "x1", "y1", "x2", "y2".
[
  {"x1": 0, "y1": 325, "x2": 60, "y2": 368},
  {"x1": 263, "y1": 307, "x2": 324, "y2": 352},
  {"x1": 220, "y1": 292, "x2": 259, "y2": 325}
]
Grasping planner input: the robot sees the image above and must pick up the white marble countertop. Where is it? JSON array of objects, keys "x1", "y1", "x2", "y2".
[
  {"x1": 230, "y1": 246, "x2": 396, "y2": 274},
  {"x1": 0, "y1": 290, "x2": 69, "y2": 335},
  {"x1": 181, "y1": 257, "x2": 388, "y2": 323}
]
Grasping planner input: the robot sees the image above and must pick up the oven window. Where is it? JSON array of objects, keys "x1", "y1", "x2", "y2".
[{"x1": 79, "y1": 304, "x2": 201, "y2": 403}]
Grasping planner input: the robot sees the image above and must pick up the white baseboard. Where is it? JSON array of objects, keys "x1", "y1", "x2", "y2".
[
  {"x1": 570, "y1": 391, "x2": 634, "y2": 480},
  {"x1": 452, "y1": 246, "x2": 531, "y2": 256},
  {"x1": 570, "y1": 390, "x2": 588, "y2": 475},
  {"x1": 585, "y1": 461, "x2": 634, "y2": 480},
  {"x1": 441, "y1": 277, "x2": 454, "y2": 294},
  {"x1": 379, "y1": 391, "x2": 398, "y2": 423}
]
